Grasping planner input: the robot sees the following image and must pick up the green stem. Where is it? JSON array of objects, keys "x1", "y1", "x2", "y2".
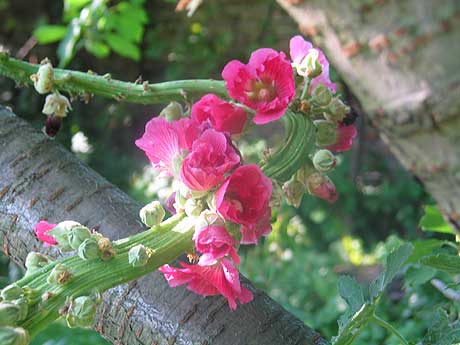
[
  {"x1": 0, "y1": 52, "x2": 227, "y2": 104},
  {"x1": 300, "y1": 78, "x2": 311, "y2": 100},
  {"x1": 371, "y1": 314, "x2": 409, "y2": 345},
  {"x1": 16, "y1": 213, "x2": 193, "y2": 338}
]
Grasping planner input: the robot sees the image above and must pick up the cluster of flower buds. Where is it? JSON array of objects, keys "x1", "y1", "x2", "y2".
[
  {"x1": 130, "y1": 35, "x2": 357, "y2": 309},
  {"x1": 30, "y1": 60, "x2": 72, "y2": 137}
]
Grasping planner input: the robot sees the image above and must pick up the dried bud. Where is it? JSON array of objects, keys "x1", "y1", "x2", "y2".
[
  {"x1": 1, "y1": 285, "x2": 23, "y2": 302},
  {"x1": 48, "y1": 221, "x2": 81, "y2": 252},
  {"x1": 97, "y1": 236, "x2": 115, "y2": 261},
  {"x1": 312, "y1": 149, "x2": 336, "y2": 173},
  {"x1": 139, "y1": 201, "x2": 165, "y2": 227},
  {"x1": 25, "y1": 252, "x2": 51, "y2": 276},
  {"x1": 78, "y1": 237, "x2": 100, "y2": 261},
  {"x1": 306, "y1": 173, "x2": 338, "y2": 203},
  {"x1": 66, "y1": 296, "x2": 99, "y2": 328},
  {"x1": 325, "y1": 98, "x2": 350, "y2": 123},
  {"x1": 30, "y1": 62, "x2": 54, "y2": 94},
  {"x1": 128, "y1": 244, "x2": 151, "y2": 267},
  {"x1": 295, "y1": 161, "x2": 316, "y2": 187},
  {"x1": 0, "y1": 303, "x2": 21, "y2": 326},
  {"x1": 159, "y1": 101, "x2": 184, "y2": 121},
  {"x1": 184, "y1": 198, "x2": 203, "y2": 217},
  {"x1": 68, "y1": 225, "x2": 91, "y2": 250},
  {"x1": 282, "y1": 178, "x2": 305, "y2": 208},
  {"x1": 314, "y1": 120, "x2": 337, "y2": 147},
  {"x1": 44, "y1": 116, "x2": 62, "y2": 137},
  {"x1": 47, "y1": 264, "x2": 71, "y2": 285},
  {"x1": 42, "y1": 93, "x2": 72, "y2": 118},
  {"x1": 312, "y1": 84, "x2": 333, "y2": 107},
  {"x1": 0, "y1": 327, "x2": 30, "y2": 345}
]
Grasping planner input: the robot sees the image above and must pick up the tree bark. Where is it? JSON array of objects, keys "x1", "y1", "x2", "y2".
[
  {"x1": 0, "y1": 105, "x2": 326, "y2": 345},
  {"x1": 277, "y1": 0, "x2": 460, "y2": 228}
]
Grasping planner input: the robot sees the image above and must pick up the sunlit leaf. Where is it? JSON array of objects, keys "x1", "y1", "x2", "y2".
[
  {"x1": 420, "y1": 205, "x2": 455, "y2": 235},
  {"x1": 33, "y1": 25, "x2": 68, "y2": 44},
  {"x1": 105, "y1": 33, "x2": 140, "y2": 60},
  {"x1": 421, "y1": 254, "x2": 460, "y2": 275}
]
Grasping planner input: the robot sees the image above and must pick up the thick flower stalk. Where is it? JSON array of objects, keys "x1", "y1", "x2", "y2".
[{"x1": 0, "y1": 35, "x2": 356, "y2": 344}]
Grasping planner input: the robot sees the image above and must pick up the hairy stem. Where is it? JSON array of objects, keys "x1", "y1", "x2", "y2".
[{"x1": 0, "y1": 52, "x2": 227, "y2": 104}]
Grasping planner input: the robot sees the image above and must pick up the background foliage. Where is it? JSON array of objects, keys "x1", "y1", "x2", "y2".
[{"x1": 1, "y1": 1, "x2": 459, "y2": 344}]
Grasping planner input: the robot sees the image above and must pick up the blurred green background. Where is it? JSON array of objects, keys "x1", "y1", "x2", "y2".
[{"x1": 1, "y1": 1, "x2": 457, "y2": 344}]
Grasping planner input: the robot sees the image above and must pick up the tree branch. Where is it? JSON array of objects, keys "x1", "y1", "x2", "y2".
[{"x1": 0, "y1": 105, "x2": 326, "y2": 345}]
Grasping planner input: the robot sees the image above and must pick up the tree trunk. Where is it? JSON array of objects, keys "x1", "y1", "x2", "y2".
[
  {"x1": 277, "y1": 0, "x2": 460, "y2": 228},
  {"x1": 0, "y1": 105, "x2": 326, "y2": 345}
]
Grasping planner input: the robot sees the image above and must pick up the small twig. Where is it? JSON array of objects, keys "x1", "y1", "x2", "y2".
[
  {"x1": 431, "y1": 278, "x2": 460, "y2": 301},
  {"x1": 15, "y1": 36, "x2": 38, "y2": 60}
]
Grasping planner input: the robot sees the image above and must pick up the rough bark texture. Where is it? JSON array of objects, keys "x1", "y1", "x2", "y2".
[
  {"x1": 0, "y1": 106, "x2": 326, "y2": 345},
  {"x1": 277, "y1": 0, "x2": 460, "y2": 228}
]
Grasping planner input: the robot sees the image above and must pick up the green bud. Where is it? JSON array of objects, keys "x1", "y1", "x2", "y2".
[
  {"x1": 312, "y1": 84, "x2": 333, "y2": 107},
  {"x1": 295, "y1": 49, "x2": 322, "y2": 78},
  {"x1": 48, "y1": 221, "x2": 81, "y2": 252},
  {"x1": 159, "y1": 101, "x2": 183, "y2": 121},
  {"x1": 66, "y1": 296, "x2": 98, "y2": 328},
  {"x1": 24, "y1": 252, "x2": 51, "y2": 276},
  {"x1": 0, "y1": 327, "x2": 30, "y2": 345},
  {"x1": 10, "y1": 299, "x2": 28, "y2": 321},
  {"x1": 184, "y1": 198, "x2": 203, "y2": 217},
  {"x1": 30, "y1": 62, "x2": 54, "y2": 94},
  {"x1": 22, "y1": 287, "x2": 40, "y2": 301},
  {"x1": 1, "y1": 285, "x2": 23, "y2": 302},
  {"x1": 68, "y1": 225, "x2": 91, "y2": 250},
  {"x1": 314, "y1": 120, "x2": 337, "y2": 147},
  {"x1": 128, "y1": 244, "x2": 151, "y2": 267},
  {"x1": 47, "y1": 264, "x2": 71, "y2": 285},
  {"x1": 296, "y1": 161, "x2": 316, "y2": 187},
  {"x1": 0, "y1": 303, "x2": 21, "y2": 326},
  {"x1": 139, "y1": 201, "x2": 165, "y2": 227},
  {"x1": 78, "y1": 237, "x2": 100, "y2": 261},
  {"x1": 325, "y1": 98, "x2": 350, "y2": 123},
  {"x1": 175, "y1": 192, "x2": 187, "y2": 211},
  {"x1": 282, "y1": 178, "x2": 305, "y2": 208},
  {"x1": 312, "y1": 149, "x2": 336, "y2": 173}
]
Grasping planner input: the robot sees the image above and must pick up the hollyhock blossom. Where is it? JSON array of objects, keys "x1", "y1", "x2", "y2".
[
  {"x1": 289, "y1": 35, "x2": 337, "y2": 93},
  {"x1": 222, "y1": 48, "x2": 295, "y2": 125},
  {"x1": 326, "y1": 123, "x2": 357, "y2": 152},
  {"x1": 135, "y1": 117, "x2": 200, "y2": 175},
  {"x1": 192, "y1": 94, "x2": 247, "y2": 135},
  {"x1": 180, "y1": 129, "x2": 240, "y2": 191},
  {"x1": 193, "y1": 225, "x2": 240, "y2": 265},
  {"x1": 159, "y1": 259, "x2": 253, "y2": 310},
  {"x1": 34, "y1": 221, "x2": 58, "y2": 246},
  {"x1": 216, "y1": 164, "x2": 272, "y2": 244}
]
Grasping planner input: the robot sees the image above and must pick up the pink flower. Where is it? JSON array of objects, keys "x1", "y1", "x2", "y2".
[
  {"x1": 194, "y1": 225, "x2": 240, "y2": 265},
  {"x1": 192, "y1": 94, "x2": 248, "y2": 135},
  {"x1": 222, "y1": 48, "x2": 295, "y2": 125},
  {"x1": 327, "y1": 123, "x2": 357, "y2": 152},
  {"x1": 180, "y1": 129, "x2": 240, "y2": 191},
  {"x1": 289, "y1": 35, "x2": 336, "y2": 93},
  {"x1": 306, "y1": 173, "x2": 338, "y2": 203},
  {"x1": 216, "y1": 164, "x2": 272, "y2": 244},
  {"x1": 34, "y1": 221, "x2": 57, "y2": 246},
  {"x1": 135, "y1": 117, "x2": 200, "y2": 175},
  {"x1": 159, "y1": 259, "x2": 253, "y2": 310}
]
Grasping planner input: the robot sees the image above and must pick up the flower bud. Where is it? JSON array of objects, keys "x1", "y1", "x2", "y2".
[
  {"x1": 47, "y1": 264, "x2": 71, "y2": 285},
  {"x1": 66, "y1": 296, "x2": 98, "y2": 328},
  {"x1": 128, "y1": 244, "x2": 152, "y2": 267},
  {"x1": 306, "y1": 173, "x2": 338, "y2": 203},
  {"x1": 312, "y1": 84, "x2": 333, "y2": 107},
  {"x1": 174, "y1": 192, "x2": 187, "y2": 211},
  {"x1": 184, "y1": 198, "x2": 203, "y2": 217},
  {"x1": 97, "y1": 236, "x2": 115, "y2": 261},
  {"x1": 78, "y1": 237, "x2": 100, "y2": 261},
  {"x1": 22, "y1": 287, "x2": 40, "y2": 301},
  {"x1": 312, "y1": 149, "x2": 336, "y2": 173},
  {"x1": 295, "y1": 161, "x2": 316, "y2": 187},
  {"x1": 139, "y1": 201, "x2": 165, "y2": 227},
  {"x1": 314, "y1": 120, "x2": 337, "y2": 147},
  {"x1": 194, "y1": 210, "x2": 224, "y2": 232},
  {"x1": 1, "y1": 285, "x2": 23, "y2": 302},
  {"x1": 42, "y1": 93, "x2": 72, "y2": 118},
  {"x1": 297, "y1": 49, "x2": 322, "y2": 78},
  {"x1": 44, "y1": 115, "x2": 62, "y2": 137},
  {"x1": 48, "y1": 221, "x2": 81, "y2": 252},
  {"x1": 0, "y1": 327, "x2": 30, "y2": 345},
  {"x1": 68, "y1": 225, "x2": 91, "y2": 250},
  {"x1": 25, "y1": 252, "x2": 51, "y2": 275},
  {"x1": 159, "y1": 101, "x2": 183, "y2": 121},
  {"x1": 10, "y1": 299, "x2": 28, "y2": 321},
  {"x1": 30, "y1": 62, "x2": 54, "y2": 94},
  {"x1": 0, "y1": 303, "x2": 21, "y2": 326},
  {"x1": 282, "y1": 178, "x2": 305, "y2": 208},
  {"x1": 325, "y1": 98, "x2": 350, "y2": 123}
]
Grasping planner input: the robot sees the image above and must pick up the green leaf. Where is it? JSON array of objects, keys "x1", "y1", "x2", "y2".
[
  {"x1": 85, "y1": 39, "x2": 110, "y2": 58},
  {"x1": 338, "y1": 275, "x2": 364, "y2": 314},
  {"x1": 405, "y1": 265, "x2": 437, "y2": 287},
  {"x1": 104, "y1": 33, "x2": 140, "y2": 61},
  {"x1": 332, "y1": 304, "x2": 376, "y2": 345},
  {"x1": 423, "y1": 309, "x2": 460, "y2": 345},
  {"x1": 369, "y1": 243, "x2": 413, "y2": 300},
  {"x1": 420, "y1": 205, "x2": 455, "y2": 235},
  {"x1": 33, "y1": 25, "x2": 68, "y2": 44},
  {"x1": 408, "y1": 239, "x2": 446, "y2": 263},
  {"x1": 421, "y1": 254, "x2": 460, "y2": 274}
]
